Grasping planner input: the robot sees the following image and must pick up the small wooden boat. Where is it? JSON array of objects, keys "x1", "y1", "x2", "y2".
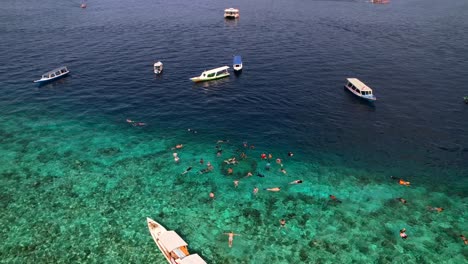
[
  {"x1": 190, "y1": 66, "x2": 230, "y2": 83},
  {"x1": 344, "y1": 78, "x2": 376, "y2": 101},
  {"x1": 33, "y1": 66, "x2": 70, "y2": 84},
  {"x1": 154, "y1": 61, "x2": 163, "y2": 74},
  {"x1": 224, "y1": 8, "x2": 239, "y2": 19},
  {"x1": 146, "y1": 218, "x2": 207, "y2": 264},
  {"x1": 233, "y1": 55, "x2": 243, "y2": 72}
]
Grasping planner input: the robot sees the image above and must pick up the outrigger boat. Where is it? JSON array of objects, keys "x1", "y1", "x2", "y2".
[
  {"x1": 224, "y1": 8, "x2": 239, "y2": 19},
  {"x1": 233, "y1": 55, "x2": 243, "y2": 72},
  {"x1": 33, "y1": 66, "x2": 70, "y2": 84},
  {"x1": 190, "y1": 66, "x2": 230, "y2": 83},
  {"x1": 146, "y1": 218, "x2": 207, "y2": 264},
  {"x1": 154, "y1": 61, "x2": 163, "y2": 74},
  {"x1": 344, "y1": 78, "x2": 376, "y2": 101}
]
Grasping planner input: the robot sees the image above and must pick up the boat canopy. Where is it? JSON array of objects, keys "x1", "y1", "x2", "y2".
[
  {"x1": 233, "y1": 56, "x2": 242, "y2": 64},
  {"x1": 203, "y1": 66, "x2": 229, "y2": 74},
  {"x1": 224, "y1": 8, "x2": 239, "y2": 13},
  {"x1": 346, "y1": 78, "x2": 373, "y2": 92},
  {"x1": 154, "y1": 61, "x2": 163, "y2": 66},
  {"x1": 179, "y1": 254, "x2": 207, "y2": 264},
  {"x1": 158, "y1": 231, "x2": 188, "y2": 252},
  {"x1": 42, "y1": 66, "x2": 68, "y2": 76}
]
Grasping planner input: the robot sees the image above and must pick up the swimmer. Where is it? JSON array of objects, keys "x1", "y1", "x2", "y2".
[
  {"x1": 223, "y1": 231, "x2": 240, "y2": 248},
  {"x1": 289, "y1": 180, "x2": 303, "y2": 184},
  {"x1": 280, "y1": 167, "x2": 287, "y2": 174},
  {"x1": 287, "y1": 152, "x2": 294, "y2": 157},
  {"x1": 245, "y1": 172, "x2": 253, "y2": 177},
  {"x1": 268, "y1": 154, "x2": 272, "y2": 160},
  {"x1": 217, "y1": 149, "x2": 223, "y2": 157},
  {"x1": 209, "y1": 192, "x2": 215, "y2": 199},
  {"x1": 427, "y1": 206, "x2": 444, "y2": 213},
  {"x1": 276, "y1": 158, "x2": 282, "y2": 164},
  {"x1": 200, "y1": 158, "x2": 204, "y2": 164},
  {"x1": 217, "y1": 139, "x2": 229, "y2": 144},
  {"x1": 253, "y1": 187, "x2": 259, "y2": 195},
  {"x1": 243, "y1": 142, "x2": 248, "y2": 148},
  {"x1": 227, "y1": 168, "x2": 233, "y2": 174},
  {"x1": 261, "y1": 153, "x2": 267, "y2": 160},
  {"x1": 391, "y1": 176, "x2": 410, "y2": 186},
  {"x1": 234, "y1": 180, "x2": 239, "y2": 188},
  {"x1": 264, "y1": 187, "x2": 281, "y2": 192},
  {"x1": 126, "y1": 119, "x2": 134, "y2": 123},
  {"x1": 460, "y1": 235, "x2": 468, "y2": 245},
  {"x1": 173, "y1": 153, "x2": 178, "y2": 158},
  {"x1": 400, "y1": 228, "x2": 408, "y2": 239},
  {"x1": 265, "y1": 163, "x2": 271, "y2": 171},
  {"x1": 133, "y1": 122, "x2": 146, "y2": 127},
  {"x1": 396, "y1": 197, "x2": 407, "y2": 204},
  {"x1": 181, "y1": 166, "x2": 192, "y2": 175},
  {"x1": 329, "y1": 195, "x2": 342, "y2": 203},
  {"x1": 240, "y1": 152, "x2": 246, "y2": 159},
  {"x1": 187, "y1": 128, "x2": 197, "y2": 133},
  {"x1": 174, "y1": 156, "x2": 180, "y2": 163},
  {"x1": 257, "y1": 172, "x2": 265, "y2": 178},
  {"x1": 279, "y1": 219, "x2": 286, "y2": 228}
]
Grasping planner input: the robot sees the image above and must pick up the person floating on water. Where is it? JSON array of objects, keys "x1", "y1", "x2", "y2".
[
  {"x1": 126, "y1": 119, "x2": 146, "y2": 126},
  {"x1": 427, "y1": 206, "x2": 444, "y2": 213},
  {"x1": 173, "y1": 153, "x2": 180, "y2": 163},
  {"x1": 257, "y1": 172, "x2": 265, "y2": 178},
  {"x1": 329, "y1": 195, "x2": 342, "y2": 203},
  {"x1": 223, "y1": 231, "x2": 240, "y2": 248},
  {"x1": 280, "y1": 167, "x2": 287, "y2": 174},
  {"x1": 460, "y1": 234, "x2": 468, "y2": 245},
  {"x1": 233, "y1": 180, "x2": 239, "y2": 188},
  {"x1": 391, "y1": 176, "x2": 410, "y2": 186},
  {"x1": 279, "y1": 219, "x2": 286, "y2": 228},
  {"x1": 209, "y1": 192, "x2": 215, "y2": 200},
  {"x1": 181, "y1": 166, "x2": 192, "y2": 175},
  {"x1": 400, "y1": 228, "x2": 408, "y2": 239},
  {"x1": 264, "y1": 187, "x2": 281, "y2": 192},
  {"x1": 265, "y1": 163, "x2": 271, "y2": 171},
  {"x1": 245, "y1": 172, "x2": 253, "y2": 177},
  {"x1": 172, "y1": 144, "x2": 183, "y2": 150},
  {"x1": 200, "y1": 158, "x2": 204, "y2": 164},
  {"x1": 396, "y1": 197, "x2": 407, "y2": 204},
  {"x1": 261, "y1": 153, "x2": 267, "y2": 160},
  {"x1": 227, "y1": 168, "x2": 233, "y2": 175},
  {"x1": 253, "y1": 187, "x2": 259, "y2": 195},
  {"x1": 289, "y1": 180, "x2": 303, "y2": 184},
  {"x1": 287, "y1": 152, "x2": 294, "y2": 157},
  {"x1": 187, "y1": 128, "x2": 197, "y2": 134}
]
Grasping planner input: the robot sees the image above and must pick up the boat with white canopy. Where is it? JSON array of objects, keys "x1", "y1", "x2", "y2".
[
  {"x1": 154, "y1": 61, "x2": 163, "y2": 74},
  {"x1": 33, "y1": 66, "x2": 70, "y2": 84},
  {"x1": 146, "y1": 217, "x2": 207, "y2": 264},
  {"x1": 344, "y1": 78, "x2": 377, "y2": 101},
  {"x1": 190, "y1": 66, "x2": 230, "y2": 83},
  {"x1": 224, "y1": 8, "x2": 239, "y2": 19}
]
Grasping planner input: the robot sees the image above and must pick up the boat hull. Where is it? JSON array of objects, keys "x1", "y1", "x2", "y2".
[
  {"x1": 147, "y1": 218, "x2": 173, "y2": 264},
  {"x1": 34, "y1": 71, "x2": 70, "y2": 84},
  {"x1": 344, "y1": 85, "x2": 376, "y2": 101},
  {"x1": 190, "y1": 73, "x2": 230, "y2": 83}
]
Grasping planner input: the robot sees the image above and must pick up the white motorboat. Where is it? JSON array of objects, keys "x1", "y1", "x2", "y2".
[
  {"x1": 190, "y1": 66, "x2": 230, "y2": 83},
  {"x1": 344, "y1": 78, "x2": 377, "y2": 101},
  {"x1": 146, "y1": 218, "x2": 207, "y2": 264},
  {"x1": 233, "y1": 55, "x2": 243, "y2": 72},
  {"x1": 154, "y1": 61, "x2": 163, "y2": 74},
  {"x1": 224, "y1": 8, "x2": 239, "y2": 19},
  {"x1": 33, "y1": 66, "x2": 70, "y2": 84}
]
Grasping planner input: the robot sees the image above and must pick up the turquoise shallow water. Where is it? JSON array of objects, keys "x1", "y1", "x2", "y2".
[{"x1": 1, "y1": 0, "x2": 468, "y2": 263}]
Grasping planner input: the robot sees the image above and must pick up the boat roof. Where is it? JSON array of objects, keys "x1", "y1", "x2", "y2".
[
  {"x1": 154, "y1": 61, "x2": 163, "y2": 66},
  {"x1": 42, "y1": 66, "x2": 67, "y2": 75},
  {"x1": 179, "y1": 254, "x2": 207, "y2": 264},
  {"x1": 347, "y1": 78, "x2": 373, "y2": 92},
  {"x1": 233, "y1": 56, "x2": 242, "y2": 64},
  {"x1": 158, "y1": 231, "x2": 188, "y2": 252},
  {"x1": 224, "y1": 8, "x2": 239, "y2": 12},
  {"x1": 203, "y1": 66, "x2": 229, "y2": 74}
]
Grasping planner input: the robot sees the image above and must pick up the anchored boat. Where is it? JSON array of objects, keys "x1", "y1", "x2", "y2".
[
  {"x1": 233, "y1": 55, "x2": 243, "y2": 72},
  {"x1": 154, "y1": 61, "x2": 163, "y2": 74},
  {"x1": 224, "y1": 8, "x2": 239, "y2": 19},
  {"x1": 344, "y1": 78, "x2": 376, "y2": 101},
  {"x1": 146, "y1": 218, "x2": 207, "y2": 264},
  {"x1": 190, "y1": 66, "x2": 230, "y2": 83},
  {"x1": 33, "y1": 66, "x2": 70, "y2": 84}
]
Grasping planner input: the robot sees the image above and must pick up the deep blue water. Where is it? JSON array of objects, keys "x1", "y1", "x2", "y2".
[{"x1": 1, "y1": 0, "x2": 468, "y2": 262}]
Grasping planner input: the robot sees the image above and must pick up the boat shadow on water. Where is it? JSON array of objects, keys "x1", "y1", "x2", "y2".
[{"x1": 192, "y1": 78, "x2": 231, "y2": 89}]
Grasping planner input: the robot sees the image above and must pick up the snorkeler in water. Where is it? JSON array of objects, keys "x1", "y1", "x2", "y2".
[
  {"x1": 181, "y1": 166, "x2": 192, "y2": 175},
  {"x1": 257, "y1": 172, "x2": 265, "y2": 178}
]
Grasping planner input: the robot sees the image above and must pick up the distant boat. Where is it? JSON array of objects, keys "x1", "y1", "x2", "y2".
[
  {"x1": 224, "y1": 8, "x2": 239, "y2": 19},
  {"x1": 154, "y1": 61, "x2": 163, "y2": 74},
  {"x1": 190, "y1": 66, "x2": 230, "y2": 83},
  {"x1": 344, "y1": 78, "x2": 376, "y2": 101},
  {"x1": 146, "y1": 218, "x2": 207, "y2": 264},
  {"x1": 33, "y1": 66, "x2": 70, "y2": 84},
  {"x1": 233, "y1": 55, "x2": 243, "y2": 72}
]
